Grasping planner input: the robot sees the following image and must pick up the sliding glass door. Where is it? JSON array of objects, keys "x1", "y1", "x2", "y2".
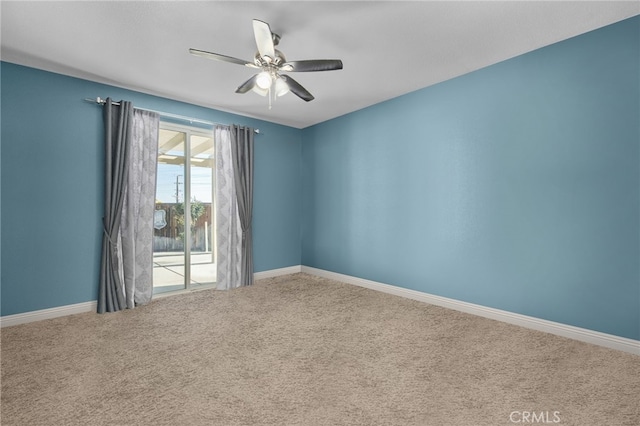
[{"x1": 153, "y1": 123, "x2": 215, "y2": 294}]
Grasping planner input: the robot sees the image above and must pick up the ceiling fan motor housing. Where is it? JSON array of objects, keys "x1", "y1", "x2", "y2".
[{"x1": 254, "y1": 49, "x2": 286, "y2": 67}]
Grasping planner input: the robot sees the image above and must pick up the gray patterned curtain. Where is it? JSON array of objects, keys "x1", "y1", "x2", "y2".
[
  {"x1": 121, "y1": 109, "x2": 160, "y2": 307},
  {"x1": 215, "y1": 124, "x2": 254, "y2": 290},
  {"x1": 98, "y1": 99, "x2": 159, "y2": 313}
]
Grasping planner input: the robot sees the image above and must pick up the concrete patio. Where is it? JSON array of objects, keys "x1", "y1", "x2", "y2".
[{"x1": 153, "y1": 252, "x2": 216, "y2": 294}]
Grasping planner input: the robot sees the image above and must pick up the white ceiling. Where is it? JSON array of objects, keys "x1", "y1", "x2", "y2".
[{"x1": 1, "y1": 1, "x2": 638, "y2": 129}]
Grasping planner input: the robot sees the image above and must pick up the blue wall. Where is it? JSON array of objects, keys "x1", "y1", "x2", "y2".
[
  {"x1": 0, "y1": 63, "x2": 301, "y2": 316},
  {"x1": 302, "y1": 17, "x2": 639, "y2": 340}
]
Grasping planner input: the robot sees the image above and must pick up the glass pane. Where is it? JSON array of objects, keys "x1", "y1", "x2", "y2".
[
  {"x1": 189, "y1": 133, "x2": 216, "y2": 287},
  {"x1": 153, "y1": 129, "x2": 187, "y2": 294}
]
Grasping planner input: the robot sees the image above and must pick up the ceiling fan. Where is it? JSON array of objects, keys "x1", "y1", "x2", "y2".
[{"x1": 189, "y1": 19, "x2": 343, "y2": 106}]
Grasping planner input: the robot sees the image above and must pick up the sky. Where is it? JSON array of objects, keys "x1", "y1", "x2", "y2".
[{"x1": 156, "y1": 163, "x2": 213, "y2": 204}]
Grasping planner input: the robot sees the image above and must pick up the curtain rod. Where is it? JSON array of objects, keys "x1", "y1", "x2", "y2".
[{"x1": 84, "y1": 97, "x2": 261, "y2": 134}]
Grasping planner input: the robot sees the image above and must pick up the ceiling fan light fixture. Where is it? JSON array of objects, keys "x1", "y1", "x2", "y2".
[
  {"x1": 256, "y1": 71, "x2": 272, "y2": 89},
  {"x1": 275, "y1": 77, "x2": 289, "y2": 97},
  {"x1": 252, "y1": 85, "x2": 269, "y2": 96}
]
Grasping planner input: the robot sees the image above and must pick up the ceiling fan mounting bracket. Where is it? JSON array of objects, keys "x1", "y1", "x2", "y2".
[{"x1": 272, "y1": 33, "x2": 281, "y2": 46}]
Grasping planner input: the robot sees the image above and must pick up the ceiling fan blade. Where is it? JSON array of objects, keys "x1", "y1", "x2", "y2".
[
  {"x1": 280, "y1": 59, "x2": 343, "y2": 72},
  {"x1": 253, "y1": 19, "x2": 275, "y2": 61},
  {"x1": 280, "y1": 75, "x2": 314, "y2": 102},
  {"x1": 189, "y1": 48, "x2": 257, "y2": 68},
  {"x1": 235, "y1": 74, "x2": 259, "y2": 94}
]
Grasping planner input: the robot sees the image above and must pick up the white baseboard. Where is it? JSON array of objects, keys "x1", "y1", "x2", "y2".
[
  {"x1": 254, "y1": 265, "x2": 302, "y2": 280},
  {"x1": 4, "y1": 266, "x2": 638, "y2": 356},
  {"x1": 0, "y1": 266, "x2": 303, "y2": 328},
  {"x1": 301, "y1": 266, "x2": 640, "y2": 356},
  {"x1": 0, "y1": 301, "x2": 98, "y2": 328}
]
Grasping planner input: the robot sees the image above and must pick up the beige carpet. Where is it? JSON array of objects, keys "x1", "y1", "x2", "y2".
[{"x1": 1, "y1": 273, "x2": 639, "y2": 426}]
